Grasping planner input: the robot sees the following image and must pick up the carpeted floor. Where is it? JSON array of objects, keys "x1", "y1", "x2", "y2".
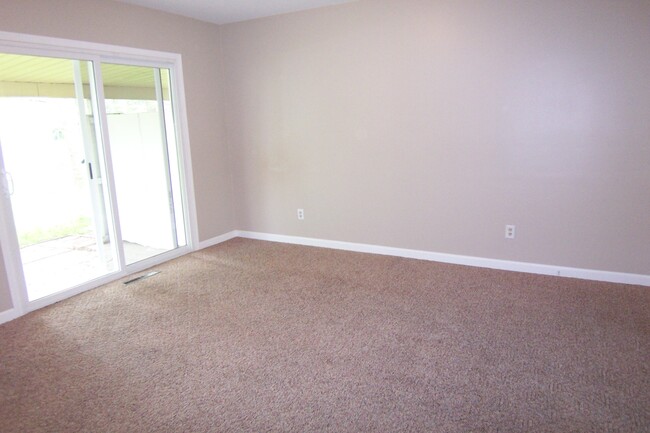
[{"x1": 1, "y1": 238, "x2": 648, "y2": 432}]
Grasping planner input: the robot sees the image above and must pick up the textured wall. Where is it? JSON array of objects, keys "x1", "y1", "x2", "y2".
[
  {"x1": 223, "y1": 0, "x2": 650, "y2": 275},
  {"x1": 0, "y1": 0, "x2": 234, "y2": 313}
]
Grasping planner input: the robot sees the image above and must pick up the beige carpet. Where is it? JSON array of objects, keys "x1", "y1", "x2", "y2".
[{"x1": 1, "y1": 238, "x2": 648, "y2": 432}]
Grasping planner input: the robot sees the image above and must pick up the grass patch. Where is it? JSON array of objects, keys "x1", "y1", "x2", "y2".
[{"x1": 19, "y1": 217, "x2": 92, "y2": 248}]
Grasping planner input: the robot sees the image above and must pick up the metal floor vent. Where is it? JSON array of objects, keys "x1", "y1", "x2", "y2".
[{"x1": 123, "y1": 271, "x2": 160, "y2": 285}]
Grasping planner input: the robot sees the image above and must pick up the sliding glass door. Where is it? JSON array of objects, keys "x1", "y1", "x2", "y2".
[
  {"x1": 0, "y1": 54, "x2": 117, "y2": 300},
  {"x1": 102, "y1": 63, "x2": 186, "y2": 265},
  {"x1": 0, "y1": 51, "x2": 189, "y2": 302}
]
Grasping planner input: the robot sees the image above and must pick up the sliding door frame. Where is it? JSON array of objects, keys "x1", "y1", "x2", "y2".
[{"x1": 0, "y1": 31, "x2": 199, "y2": 316}]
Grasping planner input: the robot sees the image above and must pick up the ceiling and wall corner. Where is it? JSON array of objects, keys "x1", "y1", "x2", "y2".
[{"x1": 112, "y1": 0, "x2": 359, "y2": 25}]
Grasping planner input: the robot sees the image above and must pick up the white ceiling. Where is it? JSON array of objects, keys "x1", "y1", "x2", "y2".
[{"x1": 113, "y1": 0, "x2": 358, "y2": 25}]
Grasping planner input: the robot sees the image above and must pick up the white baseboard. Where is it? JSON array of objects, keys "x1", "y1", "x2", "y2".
[
  {"x1": 237, "y1": 231, "x2": 650, "y2": 287},
  {"x1": 2, "y1": 229, "x2": 645, "y2": 328},
  {"x1": 0, "y1": 232, "x2": 239, "y2": 326},
  {"x1": 197, "y1": 230, "x2": 239, "y2": 250},
  {"x1": 0, "y1": 307, "x2": 20, "y2": 325}
]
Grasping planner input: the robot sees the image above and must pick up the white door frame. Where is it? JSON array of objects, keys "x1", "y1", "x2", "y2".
[
  {"x1": 0, "y1": 31, "x2": 199, "y2": 318},
  {"x1": 0, "y1": 142, "x2": 28, "y2": 317}
]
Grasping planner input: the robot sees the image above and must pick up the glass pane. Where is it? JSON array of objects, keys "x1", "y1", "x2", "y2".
[
  {"x1": 102, "y1": 63, "x2": 184, "y2": 265},
  {"x1": 0, "y1": 53, "x2": 117, "y2": 300}
]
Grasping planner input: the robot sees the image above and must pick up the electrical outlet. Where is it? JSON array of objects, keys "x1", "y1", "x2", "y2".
[
  {"x1": 297, "y1": 209, "x2": 304, "y2": 220},
  {"x1": 505, "y1": 225, "x2": 516, "y2": 239}
]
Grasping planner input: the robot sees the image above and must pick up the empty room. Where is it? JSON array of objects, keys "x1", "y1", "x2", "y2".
[{"x1": 0, "y1": 0, "x2": 648, "y2": 431}]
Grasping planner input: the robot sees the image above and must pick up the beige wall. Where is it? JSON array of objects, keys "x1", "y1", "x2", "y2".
[
  {"x1": 223, "y1": 0, "x2": 650, "y2": 275},
  {"x1": 0, "y1": 0, "x2": 234, "y2": 313},
  {"x1": 2, "y1": 0, "x2": 649, "y2": 314}
]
